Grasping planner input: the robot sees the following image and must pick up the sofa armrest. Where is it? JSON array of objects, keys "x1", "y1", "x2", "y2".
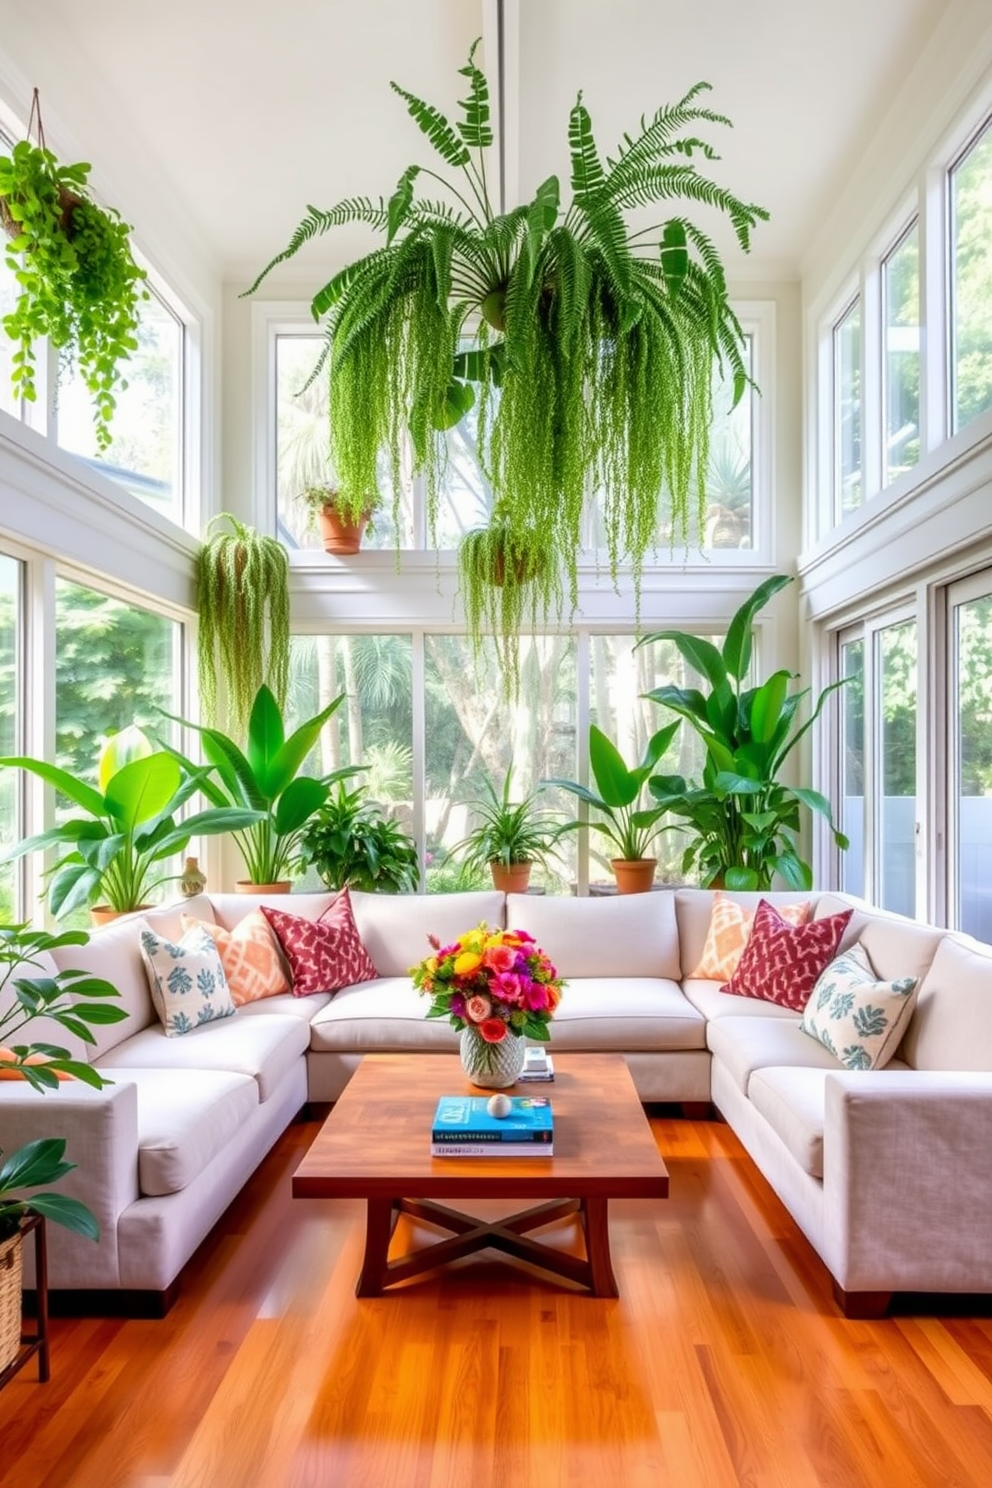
[
  {"x1": 0, "y1": 1079, "x2": 140, "y2": 1288},
  {"x1": 822, "y1": 1070, "x2": 992, "y2": 1294}
]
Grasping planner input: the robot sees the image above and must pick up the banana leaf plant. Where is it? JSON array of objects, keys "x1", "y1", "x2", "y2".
[
  {"x1": 639, "y1": 574, "x2": 849, "y2": 890},
  {"x1": 243, "y1": 42, "x2": 767, "y2": 679},
  {"x1": 0, "y1": 728, "x2": 261, "y2": 918},
  {"x1": 545, "y1": 722, "x2": 680, "y2": 868},
  {"x1": 160, "y1": 684, "x2": 362, "y2": 886}
]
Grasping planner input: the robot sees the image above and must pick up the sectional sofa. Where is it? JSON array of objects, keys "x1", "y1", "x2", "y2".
[{"x1": 1, "y1": 885, "x2": 990, "y2": 1318}]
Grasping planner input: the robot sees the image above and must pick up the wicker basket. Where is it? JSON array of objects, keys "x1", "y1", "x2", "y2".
[{"x1": 0, "y1": 1228, "x2": 24, "y2": 1372}]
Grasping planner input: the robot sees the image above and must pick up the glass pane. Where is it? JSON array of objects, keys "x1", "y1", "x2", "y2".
[
  {"x1": 0, "y1": 555, "x2": 21, "y2": 919},
  {"x1": 839, "y1": 638, "x2": 865, "y2": 897},
  {"x1": 883, "y1": 224, "x2": 920, "y2": 484},
  {"x1": 57, "y1": 289, "x2": 183, "y2": 519},
  {"x1": 954, "y1": 592, "x2": 992, "y2": 943},
  {"x1": 287, "y1": 634, "x2": 414, "y2": 884},
  {"x1": 424, "y1": 635, "x2": 577, "y2": 893},
  {"x1": 276, "y1": 334, "x2": 411, "y2": 551},
  {"x1": 835, "y1": 299, "x2": 862, "y2": 516},
  {"x1": 588, "y1": 634, "x2": 715, "y2": 888},
  {"x1": 879, "y1": 620, "x2": 916, "y2": 917},
  {"x1": 0, "y1": 254, "x2": 19, "y2": 419},
  {"x1": 951, "y1": 121, "x2": 992, "y2": 433}
]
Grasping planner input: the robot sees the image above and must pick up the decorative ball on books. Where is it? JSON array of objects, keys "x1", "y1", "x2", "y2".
[{"x1": 487, "y1": 1093, "x2": 513, "y2": 1119}]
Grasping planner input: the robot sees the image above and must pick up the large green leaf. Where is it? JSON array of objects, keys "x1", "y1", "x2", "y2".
[
  {"x1": 588, "y1": 726, "x2": 640, "y2": 808},
  {"x1": 264, "y1": 693, "x2": 345, "y2": 801},
  {"x1": 247, "y1": 685, "x2": 286, "y2": 788},
  {"x1": 749, "y1": 669, "x2": 792, "y2": 745},
  {"x1": 721, "y1": 574, "x2": 793, "y2": 681},
  {"x1": 0, "y1": 1137, "x2": 73, "y2": 1190},
  {"x1": 0, "y1": 756, "x2": 105, "y2": 817},
  {"x1": 272, "y1": 776, "x2": 329, "y2": 836},
  {"x1": 48, "y1": 863, "x2": 101, "y2": 918},
  {"x1": 104, "y1": 754, "x2": 182, "y2": 830},
  {"x1": 22, "y1": 1193, "x2": 99, "y2": 1241}
]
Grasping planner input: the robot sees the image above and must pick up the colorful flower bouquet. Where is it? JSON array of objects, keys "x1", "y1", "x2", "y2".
[{"x1": 411, "y1": 923, "x2": 564, "y2": 1044}]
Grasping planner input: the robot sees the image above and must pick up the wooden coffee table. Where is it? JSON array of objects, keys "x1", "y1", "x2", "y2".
[{"x1": 293, "y1": 1052, "x2": 669, "y2": 1297}]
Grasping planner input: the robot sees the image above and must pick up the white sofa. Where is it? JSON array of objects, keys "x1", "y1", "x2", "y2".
[{"x1": 1, "y1": 885, "x2": 989, "y2": 1318}]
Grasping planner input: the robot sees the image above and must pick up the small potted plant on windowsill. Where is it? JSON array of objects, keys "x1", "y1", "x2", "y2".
[
  {"x1": 448, "y1": 768, "x2": 564, "y2": 893},
  {"x1": 299, "y1": 485, "x2": 376, "y2": 555}
]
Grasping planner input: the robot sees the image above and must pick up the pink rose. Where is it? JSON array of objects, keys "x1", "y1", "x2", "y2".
[
  {"x1": 483, "y1": 943, "x2": 516, "y2": 973},
  {"x1": 465, "y1": 994, "x2": 492, "y2": 1023}
]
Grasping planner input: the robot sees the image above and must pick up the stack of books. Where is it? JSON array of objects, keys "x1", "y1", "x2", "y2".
[{"x1": 430, "y1": 1094, "x2": 554, "y2": 1157}]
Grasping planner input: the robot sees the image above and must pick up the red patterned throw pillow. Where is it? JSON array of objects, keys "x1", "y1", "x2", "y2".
[
  {"x1": 260, "y1": 890, "x2": 378, "y2": 996},
  {"x1": 721, "y1": 899, "x2": 854, "y2": 1012}
]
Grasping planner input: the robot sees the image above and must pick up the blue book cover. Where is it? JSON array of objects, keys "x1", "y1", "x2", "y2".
[{"x1": 431, "y1": 1094, "x2": 553, "y2": 1143}]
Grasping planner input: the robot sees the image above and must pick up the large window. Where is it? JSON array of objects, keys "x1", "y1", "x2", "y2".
[
  {"x1": 839, "y1": 637, "x2": 865, "y2": 898},
  {"x1": 883, "y1": 223, "x2": 920, "y2": 485},
  {"x1": 950, "y1": 118, "x2": 992, "y2": 434},
  {"x1": 56, "y1": 288, "x2": 185, "y2": 520},
  {"x1": 0, "y1": 555, "x2": 21, "y2": 920},
  {"x1": 879, "y1": 620, "x2": 917, "y2": 918},
  {"x1": 834, "y1": 298, "x2": 862, "y2": 517},
  {"x1": 948, "y1": 576, "x2": 992, "y2": 942}
]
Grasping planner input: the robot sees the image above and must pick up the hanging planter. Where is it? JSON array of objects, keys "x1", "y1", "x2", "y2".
[
  {"x1": 244, "y1": 43, "x2": 766, "y2": 681},
  {"x1": 457, "y1": 517, "x2": 556, "y2": 689},
  {"x1": 195, "y1": 515, "x2": 290, "y2": 732},
  {"x1": 0, "y1": 89, "x2": 147, "y2": 451}
]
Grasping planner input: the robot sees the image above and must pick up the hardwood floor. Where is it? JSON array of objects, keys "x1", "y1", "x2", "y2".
[{"x1": 3, "y1": 1108, "x2": 992, "y2": 1488}]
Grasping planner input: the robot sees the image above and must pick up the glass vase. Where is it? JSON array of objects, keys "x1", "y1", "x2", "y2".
[{"x1": 459, "y1": 1026, "x2": 526, "y2": 1089}]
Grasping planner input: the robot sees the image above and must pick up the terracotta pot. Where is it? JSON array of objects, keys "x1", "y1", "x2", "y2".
[
  {"x1": 611, "y1": 858, "x2": 657, "y2": 895},
  {"x1": 490, "y1": 861, "x2": 533, "y2": 894},
  {"x1": 317, "y1": 506, "x2": 369, "y2": 555},
  {"x1": 235, "y1": 881, "x2": 292, "y2": 895},
  {"x1": 91, "y1": 904, "x2": 151, "y2": 926}
]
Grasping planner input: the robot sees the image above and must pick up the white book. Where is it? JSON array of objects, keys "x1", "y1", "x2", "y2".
[{"x1": 430, "y1": 1142, "x2": 555, "y2": 1158}]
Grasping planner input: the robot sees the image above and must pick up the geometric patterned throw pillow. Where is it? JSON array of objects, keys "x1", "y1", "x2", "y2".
[
  {"x1": 721, "y1": 898, "x2": 854, "y2": 1012},
  {"x1": 800, "y1": 941, "x2": 919, "y2": 1070},
  {"x1": 689, "y1": 891, "x2": 812, "y2": 980},
  {"x1": 181, "y1": 909, "x2": 291, "y2": 1006},
  {"x1": 260, "y1": 888, "x2": 378, "y2": 996},
  {"x1": 139, "y1": 924, "x2": 236, "y2": 1037}
]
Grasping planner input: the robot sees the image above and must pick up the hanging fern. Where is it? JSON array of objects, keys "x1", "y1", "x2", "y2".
[
  {"x1": 244, "y1": 41, "x2": 767, "y2": 684},
  {"x1": 195, "y1": 515, "x2": 290, "y2": 732},
  {"x1": 458, "y1": 517, "x2": 561, "y2": 694}
]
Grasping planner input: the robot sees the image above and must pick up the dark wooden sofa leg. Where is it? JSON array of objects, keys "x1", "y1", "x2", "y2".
[
  {"x1": 832, "y1": 1280, "x2": 892, "y2": 1319},
  {"x1": 680, "y1": 1100, "x2": 715, "y2": 1120}
]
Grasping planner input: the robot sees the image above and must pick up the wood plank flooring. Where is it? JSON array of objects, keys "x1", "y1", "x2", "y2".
[{"x1": 3, "y1": 1108, "x2": 992, "y2": 1488}]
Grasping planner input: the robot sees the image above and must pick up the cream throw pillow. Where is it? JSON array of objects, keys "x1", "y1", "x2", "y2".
[
  {"x1": 139, "y1": 925, "x2": 236, "y2": 1037},
  {"x1": 800, "y1": 941, "x2": 919, "y2": 1070},
  {"x1": 690, "y1": 891, "x2": 811, "y2": 980}
]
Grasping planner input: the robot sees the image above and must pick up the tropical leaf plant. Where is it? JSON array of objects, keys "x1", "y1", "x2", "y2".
[
  {"x1": 243, "y1": 43, "x2": 767, "y2": 680},
  {"x1": 0, "y1": 727, "x2": 260, "y2": 918},
  {"x1": 298, "y1": 780, "x2": 419, "y2": 894},
  {"x1": 638, "y1": 573, "x2": 849, "y2": 890},
  {"x1": 447, "y1": 767, "x2": 564, "y2": 875},
  {"x1": 545, "y1": 722, "x2": 680, "y2": 868}
]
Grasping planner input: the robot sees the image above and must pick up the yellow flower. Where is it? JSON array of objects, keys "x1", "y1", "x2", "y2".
[{"x1": 453, "y1": 951, "x2": 482, "y2": 976}]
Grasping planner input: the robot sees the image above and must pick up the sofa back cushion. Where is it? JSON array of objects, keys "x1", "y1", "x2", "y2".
[
  {"x1": 202, "y1": 892, "x2": 340, "y2": 932},
  {"x1": 813, "y1": 893, "x2": 943, "y2": 984},
  {"x1": 505, "y1": 891, "x2": 680, "y2": 979},
  {"x1": 0, "y1": 947, "x2": 94, "y2": 1063},
  {"x1": 350, "y1": 890, "x2": 506, "y2": 977},
  {"x1": 675, "y1": 889, "x2": 815, "y2": 979},
  {"x1": 899, "y1": 933, "x2": 992, "y2": 1071},
  {"x1": 48, "y1": 913, "x2": 156, "y2": 1057}
]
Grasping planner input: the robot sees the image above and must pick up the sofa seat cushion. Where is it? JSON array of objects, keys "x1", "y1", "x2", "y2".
[
  {"x1": 233, "y1": 991, "x2": 332, "y2": 1023},
  {"x1": 707, "y1": 1015, "x2": 841, "y2": 1095},
  {"x1": 546, "y1": 978, "x2": 705, "y2": 1052},
  {"x1": 109, "y1": 1067, "x2": 259, "y2": 1196},
  {"x1": 748, "y1": 1058, "x2": 912, "y2": 1179},
  {"x1": 97, "y1": 1012, "x2": 309, "y2": 1102},
  {"x1": 310, "y1": 977, "x2": 460, "y2": 1053},
  {"x1": 682, "y1": 979, "x2": 802, "y2": 1022},
  {"x1": 899, "y1": 934, "x2": 992, "y2": 1071},
  {"x1": 505, "y1": 892, "x2": 680, "y2": 979}
]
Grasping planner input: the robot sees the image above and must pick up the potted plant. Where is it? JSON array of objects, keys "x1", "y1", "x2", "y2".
[
  {"x1": 0, "y1": 727, "x2": 260, "y2": 922},
  {"x1": 0, "y1": 922, "x2": 127, "y2": 1371},
  {"x1": 0, "y1": 91, "x2": 147, "y2": 452},
  {"x1": 448, "y1": 768, "x2": 563, "y2": 893},
  {"x1": 243, "y1": 45, "x2": 766, "y2": 680},
  {"x1": 545, "y1": 723, "x2": 679, "y2": 892},
  {"x1": 298, "y1": 485, "x2": 375, "y2": 555},
  {"x1": 458, "y1": 518, "x2": 557, "y2": 690},
  {"x1": 298, "y1": 781, "x2": 419, "y2": 893},
  {"x1": 639, "y1": 574, "x2": 849, "y2": 889},
  {"x1": 162, "y1": 683, "x2": 361, "y2": 892},
  {"x1": 195, "y1": 514, "x2": 290, "y2": 732}
]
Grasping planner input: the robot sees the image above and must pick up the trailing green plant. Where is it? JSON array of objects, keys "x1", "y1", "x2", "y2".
[
  {"x1": 457, "y1": 519, "x2": 556, "y2": 691},
  {"x1": 162, "y1": 684, "x2": 360, "y2": 887},
  {"x1": 298, "y1": 781, "x2": 419, "y2": 893},
  {"x1": 0, "y1": 921, "x2": 130, "y2": 1242},
  {"x1": 0, "y1": 727, "x2": 259, "y2": 918},
  {"x1": 448, "y1": 768, "x2": 563, "y2": 874},
  {"x1": 546, "y1": 722, "x2": 680, "y2": 864},
  {"x1": 243, "y1": 43, "x2": 767, "y2": 677},
  {"x1": 639, "y1": 574, "x2": 849, "y2": 889},
  {"x1": 196, "y1": 514, "x2": 290, "y2": 732},
  {"x1": 0, "y1": 92, "x2": 147, "y2": 451}
]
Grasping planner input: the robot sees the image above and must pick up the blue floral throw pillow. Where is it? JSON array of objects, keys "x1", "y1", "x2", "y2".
[
  {"x1": 139, "y1": 925, "x2": 237, "y2": 1038},
  {"x1": 800, "y1": 941, "x2": 919, "y2": 1071}
]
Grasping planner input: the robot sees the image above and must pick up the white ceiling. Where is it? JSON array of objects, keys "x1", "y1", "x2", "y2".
[{"x1": 0, "y1": 0, "x2": 958, "y2": 288}]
